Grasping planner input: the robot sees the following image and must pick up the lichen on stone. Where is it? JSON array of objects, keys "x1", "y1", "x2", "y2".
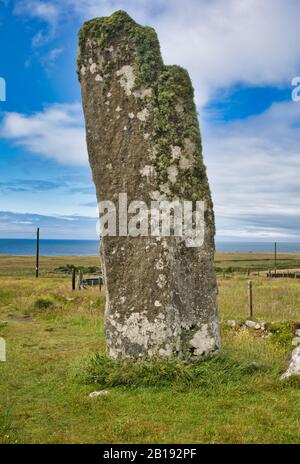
[{"x1": 78, "y1": 10, "x2": 219, "y2": 360}]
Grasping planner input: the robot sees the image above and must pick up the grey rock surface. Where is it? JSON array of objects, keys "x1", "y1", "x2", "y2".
[
  {"x1": 280, "y1": 347, "x2": 300, "y2": 380},
  {"x1": 292, "y1": 336, "x2": 300, "y2": 347},
  {"x1": 78, "y1": 11, "x2": 220, "y2": 359},
  {"x1": 89, "y1": 390, "x2": 109, "y2": 398},
  {"x1": 245, "y1": 320, "x2": 256, "y2": 328}
]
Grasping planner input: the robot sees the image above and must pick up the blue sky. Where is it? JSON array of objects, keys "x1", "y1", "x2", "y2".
[{"x1": 0, "y1": 0, "x2": 300, "y2": 241}]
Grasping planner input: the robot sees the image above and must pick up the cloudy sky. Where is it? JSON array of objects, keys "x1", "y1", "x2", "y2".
[{"x1": 0, "y1": 0, "x2": 300, "y2": 241}]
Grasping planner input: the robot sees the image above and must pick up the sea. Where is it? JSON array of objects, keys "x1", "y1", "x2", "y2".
[{"x1": 0, "y1": 239, "x2": 300, "y2": 256}]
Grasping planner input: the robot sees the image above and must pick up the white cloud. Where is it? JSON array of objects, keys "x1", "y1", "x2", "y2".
[
  {"x1": 31, "y1": 30, "x2": 48, "y2": 47},
  {"x1": 60, "y1": 0, "x2": 300, "y2": 105},
  {"x1": 13, "y1": 0, "x2": 300, "y2": 101},
  {"x1": 14, "y1": 0, "x2": 59, "y2": 47},
  {"x1": 0, "y1": 211, "x2": 97, "y2": 239},
  {"x1": 0, "y1": 103, "x2": 87, "y2": 165},
  {"x1": 203, "y1": 100, "x2": 300, "y2": 239},
  {"x1": 47, "y1": 47, "x2": 63, "y2": 62},
  {"x1": 14, "y1": 0, "x2": 59, "y2": 24}
]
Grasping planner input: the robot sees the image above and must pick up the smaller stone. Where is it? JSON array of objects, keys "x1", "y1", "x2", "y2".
[
  {"x1": 280, "y1": 347, "x2": 300, "y2": 380},
  {"x1": 227, "y1": 320, "x2": 236, "y2": 328},
  {"x1": 245, "y1": 320, "x2": 256, "y2": 328},
  {"x1": 89, "y1": 390, "x2": 108, "y2": 398},
  {"x1": 295, "y1": 329, "x2": 300, "y2": 337},
  {"x1": 0, "y1": 337, "x2": 5, "y2": 362},
  {"x1": 292, "y1": 337, "x2": 300, "y2": 347},
  {"x1": 255, "y1": 323, "x2": 261, "y2": 330}
]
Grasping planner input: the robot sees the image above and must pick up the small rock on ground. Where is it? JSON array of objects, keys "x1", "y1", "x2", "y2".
[
  {"x1": 89, "y1": 390, "x2": 108, "y2": 398},
  {"x1": 227, "y1": 320, "x2": 236, "y2": 328},
  {"x1": 292, "y1": 337, "x2": 300, "y2": 347},
  {"x1": 280, "y1": 347, "x2": 300, "y2": 380},
  {"x1": 245, "y1": 320, "x2": 256, "y2": 328}
]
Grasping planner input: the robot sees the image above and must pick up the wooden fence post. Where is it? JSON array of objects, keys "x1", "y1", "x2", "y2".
[
  {"x1": 72, "y1": 268, "x2": 76, "y2": 291},
  {"x1": 36, "y1": 227, "x2": 40, "y2": 278},
  {"x1": 248, "y1": 280, "x2": 253, "y2": 319},
  {"x1": 78, "y1": 270, "x2": 83, "y2": 290}
]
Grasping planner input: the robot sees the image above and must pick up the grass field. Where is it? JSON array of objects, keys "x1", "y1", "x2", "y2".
[
  {"x1": 0, "y1": 254, "x2": 299, "y2": 444},
  {"x1": 2, "y1": 251, "x2": 300, "y2": 274}
]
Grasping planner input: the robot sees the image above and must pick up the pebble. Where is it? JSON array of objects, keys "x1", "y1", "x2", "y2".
[
  {"x1": 245, "y1": 320, "x2": 256, "y2": 328},
  {"x1": 292, "y1": 337, "x2": 300, "y2": 347},
  {"x1": 227, "y1": 320, "x2": 236, "y2": 328},
  {"x1": 89, "y1": 390, "x2": 108, "y2": 398}
]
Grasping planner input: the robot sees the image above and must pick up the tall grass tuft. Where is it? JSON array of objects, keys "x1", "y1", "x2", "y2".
[
  {"x1": 79, "y1": 352, "x2": 271, "y2": 389},
  {"x1": 32, "y1": 298, "x2": 56, "y2": 311}
]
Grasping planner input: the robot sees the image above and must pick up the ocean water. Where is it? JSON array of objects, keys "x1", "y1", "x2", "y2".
[
  {"x1": 0, "y1": 239, "x2": 99, "y2": 256},
  {"x1": 0, "y1": 239, "x2": 300, "y2": 256}
]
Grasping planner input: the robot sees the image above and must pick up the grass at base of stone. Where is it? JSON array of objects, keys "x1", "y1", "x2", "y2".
[
  {"x1": 78, "y1": 349, "x2": 275, "y2": 390},
  {"x1": 78, "y1": 324, "x2": 300, "y2": 391}
]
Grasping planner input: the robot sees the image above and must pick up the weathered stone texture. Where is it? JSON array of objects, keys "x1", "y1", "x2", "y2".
[
  {"x1": 280, "y1": 346, "x2": 300, "y2": 380},
  {"x1": 78, "y1": 11, "x2": 220, "y2": 359}
]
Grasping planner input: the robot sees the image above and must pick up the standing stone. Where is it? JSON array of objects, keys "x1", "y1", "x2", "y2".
[{"x1": 78, "y1": 11, "x2": 220, "y2": 359}]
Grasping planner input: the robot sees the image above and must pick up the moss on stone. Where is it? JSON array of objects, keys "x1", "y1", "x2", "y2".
[
  {"x1": 150, "y1": 65, "x2": 215, "y2": 233},
  {"x1": 78, "y1": 10, "x2": 215, "y2": 234},
  {"x1": 78, "y1": 10, "x2": 163, "y2": 88}
]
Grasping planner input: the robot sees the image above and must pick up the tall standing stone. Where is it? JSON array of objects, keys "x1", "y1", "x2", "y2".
[{"x1": 78, "y1": 11, "x2": 220, "y2": 359}]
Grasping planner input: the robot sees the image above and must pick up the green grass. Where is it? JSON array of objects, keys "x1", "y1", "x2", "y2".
[
  {"x1": 0, "y1": 255, "x2": 100, "y2": 276},
  {"x1": 214, "y1": 252, "x2": 300, "y2": 272},
  {"x1": 0, "y1": 255, "x2": 300, "y2": 444},
  {"x1": 2, "y1": 252, "x2": 300, "y2": 276},
  {"x1": 218, "y1": 274, "x2": 300, "y2": 321}
]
